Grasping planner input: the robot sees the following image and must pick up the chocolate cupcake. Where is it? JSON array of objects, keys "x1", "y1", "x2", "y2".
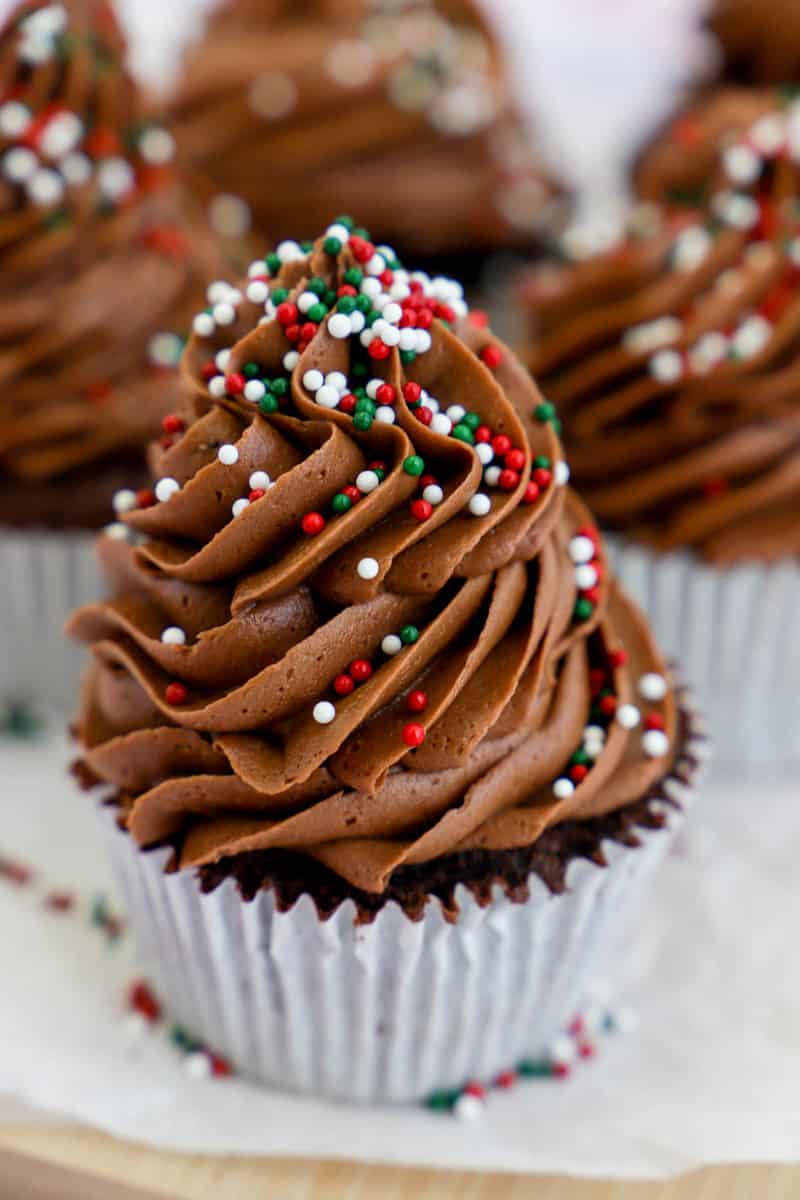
[
  {"x1": 0, "y1": 0, "x2": 237, "y2": 710},
  {"x1": 169, "y1": 0, "x2": 562, "y2": 269},
  {"x1": 68, "y1": 220, "x2": 705, "y2": 1102},
  {"x1": 519, "y1": 94, "x2": 800, "y2": 771}
]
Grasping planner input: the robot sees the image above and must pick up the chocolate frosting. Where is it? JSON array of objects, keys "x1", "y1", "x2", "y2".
[
  {"x1": 707, "y1": 0, "x2": 800, "y2": 86},
  {"x1": 69, "y1": 222, "x2": 677, "y2": 894},
  {"x1": 0, "y1": 1, "x2": 233, "y2": 494},
  {"x1": 169, "y1": 0, "x2": 562, "y2": 257},
  {"x1": 522, "y1": 95, "x2": 800, "y2": 564}
]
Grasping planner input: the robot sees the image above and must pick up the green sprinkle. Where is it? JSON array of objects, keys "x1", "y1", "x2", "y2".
[
  {"x1": 300, "y1": 240, "x2": 313, "y2": 253},
  {"x1": 344, "y1": 266, "x2": 363, "y2": 286},
  {"x1": 373, "y1": 467, "x2": 386, "y2": 482},
  {"x1": 338, "y1": 296, "x2": 357, "y2": 315},
  {"x1": 518, "y1": 1059, "x2": 552, "y2": 1079},
  {"x1": 331, "y1": 493, "x2": 352, "y2": 514},
  {"x1": 427, "y1": 1090, "x2": 458, "y2": 1111},
  {"x1": 355, "y1": 398, "x2": 376, "y2": 416},
  {"x1": 271, "y1": 287, "x2": 289, "y2": 305},
  {"x1": 552, "y1": 417, "x2": 562, "y2": 435},
  {"x1": 463, "y1": 412, "x2": 480, "y2": 431},
  {"x1": 403, "y1": 455, "x2": 425, "y2": 477},
  {"x1": 307, "y1": 302, "x2": 327, "y2": 323},
  {"x1": 451, "y1": 423, "x2": 474, "y2": 444},
  {"x1": 400, "y1": 350, "x2": 416, "y2": 365},
  {"x1": 324, "y1": 288, "x2": 337, "y2": 307},
  {"x1": 270, "y1": 377, "x2": 289, "y2": 396},
  {"x1": 323, "y1": 236, "x2": 342, "y2": 256},
  {"x1": 355, "y1": 294, "x2": 372, "y2": 313},
  {"x1": 259, "y1": 394, "x2": 279, "y2": 414},
  {"x1": 400, "y1": 624, "x2": 419, "y2": 645},
  {"x1": 353, "y1": 412, "x2": 373, "y2": 431},
  {"x1": 573, "y1": 597, "x2": 593, "y2": 622},
  {"x1": 308, "y1": 277, "x2": 327, "y2": 296},
  {"x1": 353, "y1": 226, "x2": 370, "y2": 240},
  {"x1": 534, "y1": 401, "x2": 556, "y2": 423},
  {"x1": 365, "y1": 310, "x2": 380, "y2": 327},
  {"x1": 534, "y1": 455, "x2": 551, "y2": 469},
  {"x1": 265, "y1": 252, "x2": 280, "y2": 275},
  {"x1": 243, "y1": 362, "x2": 260, "y2": 379},
  {"x1": 352, "y1": 362, "x2": 367, "y2": 378},
  {"x1": 571, "y1": 748, "x2": 591, "y2": 766},
  {"x1": 336, "y1": 215, "x2": 355, "y2": 231}
]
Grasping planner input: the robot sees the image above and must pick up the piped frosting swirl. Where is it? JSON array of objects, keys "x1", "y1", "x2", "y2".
[{"x1": 69, "y1": 220, "x2": 677, "y2": 895}]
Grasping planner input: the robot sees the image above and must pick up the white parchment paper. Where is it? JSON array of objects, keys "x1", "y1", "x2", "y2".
[{"x1": 0, "y1": 727, "x2": 798, "y2": 1178}]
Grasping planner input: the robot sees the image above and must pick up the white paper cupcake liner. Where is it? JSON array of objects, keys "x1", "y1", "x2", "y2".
[
  {"x1": 0, "y1": 527, "x2": 101, "y2": 715},
  {"x1": 98, "y1": 705, "x2": 706, "y2": 1105},
  {"x1": 606, "y1": 536, "x2": 800, "y2": 775}
]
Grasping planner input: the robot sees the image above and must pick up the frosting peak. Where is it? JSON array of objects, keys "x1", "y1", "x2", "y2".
[{"x1": 70, "y1": 220, "x2": 678, "y2": 894}]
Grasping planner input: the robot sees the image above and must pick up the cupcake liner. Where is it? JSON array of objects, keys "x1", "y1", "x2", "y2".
[
  {"x1": 607, "y1": 536, "x2": 800, "y2": 775},
  {"x1": 98, "y1": 706, "x2": 706, "y2": 1104},
  {"x1": 0, "y1": 527, "x2": 101, "y2": 716}
]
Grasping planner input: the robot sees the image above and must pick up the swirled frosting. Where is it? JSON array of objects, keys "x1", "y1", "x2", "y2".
[
  {"x1": 521, "y1": 94, "x2": 800, "y2": 564},
  {"x1": 0, "y1": 1, "x2": 233, "y2": 496},
  {"x1": 69, "y1": 220, "x2": 678, "y2": 896},
  {"x1": 169, "y1": 0, "x2": 561, "y2": 257},
  {"x1": 707, "y1": 0, "x2": 800, "y2": 86}
]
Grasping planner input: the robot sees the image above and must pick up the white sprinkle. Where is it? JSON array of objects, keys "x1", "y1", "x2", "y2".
[
  {"x1": 430, "y1": 413, "x2": 452, "y2": 436},
  {"x1": 671, "y1": 226, "x2": 712, "y2": 273},
  {"x1": 184, "y1": 1052, "x2": 212, "y2": 1079},
  {"x1": 375, "y1": 405, "x2": 396, "y2": 424},
  {"x1": 366, "y1": 253, "x2": 386, "y2": 276},
  {"x1": 380, "y1": 324, "x2": 400, "y2": 347},
  {"x1": 356, "y1": 470, "x2": 380, "y2": 494},
  {"x1": 642, "y1": 729, "x2": 670, "y2": 758},
  {"x1": 161, "y1": 626, "x2": 187, "y2": 646},
  {"x1": 208, "y1": 375, "x2": 227, "y2": 398},
  {"x1": 213, "y1": 349, "x2": 230, "y2": 371},
  {"x1": 148, "y1": 332, "x2": 182, "y2": 367},
  {"x1": 348, "y1": 313, "x2": 366, "y2": 338},
  {"x1": 357, "y1": 557, "x2": 379, "y2": 580},
  {"x1": 616, "y1": 704, "x2": 641, "y2": 730},
  {"x1": 326, "y1": 371, "x2": 347, "y2": 392},
  {"x1": 297, "y1": 291, "x2": 318, "y2": 314},
  {"x1": 97, "y1": 157, "x2": 134, "y2": 200},
  {"x1": 303, "y1": 369, "x2": 323, "y2": 393},
  {"x1": 0, "y1": 101, "x2": 30, "y2": 137},
  {"x1": 328, "y1": 313, "x2": 351, "y2": 339},
  {"x1": 3, "y1": 147, "x2": 37, "y2": 183},
  {"x1": 246, "y1": 280, "x2": 269, "y2": 304},
  {"x1": 361, "y1": 277, "x2": 382, "y2": 300},
  {"x1": 475, "y1": 442, "x2": 494, "y2": 465},
  {"x1": 283, "y1": 350, "x2": 300, "y2": 371},
  {"x1": 639, "y1": 672, "x2": 668, "y2": 701},
  {"x1": 446, "y1": 404, "x2": 466, "y2": 423},
  {"x1": 325, "y1": 222, "x2": 351, "y2": 243},
  {"x1": 359, "y1": 329, "x2": 375, "y2": 348},
  {"x1": 207, "y1": 281, "x2": 232, "y2": 305},
  {"x1": 398, "y1": 327, "x2": 417, "y2": 351},
  {"x1": 583, "y1": 725, "x2": 605, "y2": 744},
  {"x1": 313, "y1": 700, "x2": 336, "y2": 725},
  {"x1": 276, "y1": 239, "x2": 304, "y2": 264},
  {"x1": 209, "y1": 193, "x2": 251, "y2": 238},
  {"x1": 138, "y1": 126, "x2": 175, "y2": 166},
  {"x1": 112, "y1": 489, "x2": 137, "y2": 515},
  {"x1": 248, "y1": 260, "x2": 267, "y2": 278},
  {"x1": 649, "y1": 348, "x2": 683, "y2": 383},
  {"x1": 550, "y1": 1034, "x2": 578, "y2": 1064},
  {"x1": 468, "y1": 492, "x2": 491, "y2": 517},
  {"x1": 232, "y1": 498, "x2": 250, "y2": 517},
  {"x1": 60, "y1": 151, "x2": 91, "y2": 186},
  {"x1": 104, "y1": 522, "x2": 129, "y2": 541},
  {"x1": 569, "y1": 535, "x2": 595, "y2": 565},
  {"x1": 382, "y1": 302, "x2": 403, "y2": 325},
  {"x1": 122, "y1": 1011, "x2": 150, "y2": 1041},
  {"x1": 212, "y1": 302, "x2": 236, "y2": 327},
  {"x1": 555, "y1": 460, "x2": 570, "y2": 486},
  {"x1": 750, "y1": 113, "x2": 786, "y2": 156},
  {"x1": 415, "y1": 329, "x2": 432, "y2": 353},
  {"x1": 553, "y1": 778, "x2": 575, "y2": 799},
  {"x1": 382, "y1": 634, "x2": 403, "y2": 656},
  {"x1": 249, "y1": 69, "x2": 297, "y2": 120},
  {"x1": 315, "y1": 385, "x2": 340, "y2": 409},
  {"x1": 155, "y1": 477, "x2": 180, "y2": 503},
  {"x1": 454, "y1": 1094, "x2": 483, "y2": 1121},
  {"x1": 422, "y1": 484, "x2": 444, "y2": 506},
  {"x1": 249, "y1": 470, "x2": 271, "y2": 490},
  {"x1": 723, "y1": 143, "x2": 761, "y2": 185},
  {"x1": 217, "y1": 443, "x2": 239, "y2": 466},
  {"x1": 484, "y1": 465, "x2": 501, "y2": 487},
  {"x1": 244, "y1": 379, "x2": 265, "y2": 403},
  {"x1": 575, "y1": 564, "x2": 598, "y2": 590},
  {"x1": 731, "y1": 314, "x2": 771, "y2": 359},
  {"x1": 193, "y1": 313, "x2": 215, "y2": 337}
]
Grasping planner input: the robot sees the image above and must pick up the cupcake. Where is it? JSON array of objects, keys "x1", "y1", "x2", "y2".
[
  {"x1": 519, "y1": 96, "x2": 800, "y2": 772},
  {"x1": 67, "y1": 220, "x2": 705, "y2": 1103},
  {"x1": 0, "y1": 0, "x2": 237, "y2": 711},
  {"x1": 707, "y1": 0, "x2": 800, "y2": 87},
  {"x1": 169, "y1": 0, "x2": 562, "y2": 268}
]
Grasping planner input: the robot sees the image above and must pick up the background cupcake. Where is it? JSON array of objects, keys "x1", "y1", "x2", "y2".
[
  {"x1": 168, "y1": 0, "x2": 563, "y2": 271},
  {"x1": 68, "y1": 220, "x2": 705, "y2": 1103},
  {"x1": 518, "y1": 92, "x2": 800, "y2": 772},
  {"x1": 0, "y1": 0, "x2": 239, "y2": 712}
]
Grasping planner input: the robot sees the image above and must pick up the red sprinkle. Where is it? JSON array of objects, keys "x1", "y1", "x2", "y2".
[
  {"x1": 339, "y1": 394, "x2": 357, "y2": 414},
  {"x1": 552, "y1": 1062, "x2": 571, "y2": 1080},
  {"x1": 402, "y1": 722, "x2": 426, "y2": 748},
  {"x1": 419, "y1": 473, "x2": 438, "y2": 489},
  {"x1": 376, "y1": 384, "x2": 396, "y2": 406},
  {"x1": 522, "y1": 481, "x2": 540, "y2": 505},
  {"x1": 276, "y1": 302, "x2": 298, "y2": 326},
  {"x1": 578, "y1": 1042, "x2": 596, "y2": 1060},
  {"x1": 45, "y1": 891, "x2": 75, "y2": 913},
  {"x1": 209, "y1": 1053, "x2": 233, "y2": 1078},
  {"x1": 533, "y1": 467, "x2": 552, "y2": 489},
  {"x1": 590, "y1": 668, "x2": 606, "y2": 694},
  {"x1": 505, "y1": 448, "x2": 525, "y2": 472},
  {"x1": 407, "y1": 690, "x2": 428, "y2": 713},
  {"x1": 415, "y1": 406, "x2": 433, "y2": 426},
  {"x1": 583, "y1": 587, "x2": 601, "y2": 606},
  {"x1": 498, "y1": 468, "x2": 519, "y2": 491},
  {"x1": 464, "y1": 1082, "x2": 486, "y2": 1100},
  {"x1": 249, "y1": 488, "x2": 266, "y2": 502},
  {"x1": 368, "y1": 339, "x2": 391, "y2": 360},
  {"x1": 337, "y1": 285, "x2": 358, "y2": 298},
  {"x1": 285, "y1": 323, "x2": 301, "y2": 343},
  {"x1": 301, "y1": 512, "x2": 325, "y2": 535},
  {"x1": 136, "y1": 489, "x2": 156, "y2": 509},
  {"x1": 333, "y1": 674, "x2": 355, "y2": 696},
  {"x1": 162, "y1": 413, "x2": 184, "y2": 434},
  {"x1": 224, "y1": 372, "x2": 245, "y2": 396},
  {"x1": 129, "y1": 980, "x2": 161, "y2": 1023},
  {"x1": 349, "y1": 659, "x2": 373, "y2": 683},
  {"x1": 570, "y1": 764, "x2": 589, "y2": 784},
  {"x1": 480, "y1": 344, "x2": 503, "y2": 369},
  {"x1": 410, "y1": 498, "x2": 433, "y2": 522},
  {"x1": 342, "y1": 484, "x2": 361, "y2": 503},
  {"x1": 609, "y1": 649, "x2": 628, "y2": 669},
  {"x1": 403, "y1": 382, "x2": 422, "y2": 405},
  {"x1": 368, "y1": 460, "x2": 387, "y2": 473},
  {"x1": 201, "y1": 361, "x2": 218, "y2": 382},
  {"x1": 475, "y1": 425, "x2": 492, "y2": 443},
  {"x1": 645, "y1": 713, "x2": 665, "y2": 731},
  {"x1": 495, "y1": 1070, "x2": 518, "y2": 1089},
  {"x1": 165, "y1": 682, "x2": 188, "y2": 706},
  {"x1": 300, "y1": 322, "x2": 317, "y2": 342},
  {"x1": 469, "y1": 309, "x2": 489, "y2": 328},
  {"x1": 599, "y1": 695, "x2": 618, "y2": 716},
  {"x1": 492, "y1": 434, "x2": 511, "y2": 457}
]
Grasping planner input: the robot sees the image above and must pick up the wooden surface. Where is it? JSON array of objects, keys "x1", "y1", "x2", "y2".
[{"x1": 0, "y1": 1128, "x2": 795, "y2": 1200}]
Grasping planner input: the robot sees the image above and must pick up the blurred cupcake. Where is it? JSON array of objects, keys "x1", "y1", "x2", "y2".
[
  {"x1": 519, "y1": 95, "x2": 800, "y2": 772},
  {"x1": 68, "y1": 219, "x2": 704, "y2": 1103},
  {"x1": 0, "y1": 0, "x2": 238, "y2": 711},
  {"x1": 169, "y1": 0, "x2": 562, "y2": 270}
]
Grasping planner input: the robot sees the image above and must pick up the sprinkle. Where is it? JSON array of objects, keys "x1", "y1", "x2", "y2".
[
  {"x1": 212, "y1": 302, "x2": 236, "y2": 327},
  {"x1": 649, "y1": 349, "x2": 683, "y2": 383},
  {"x1": 402, "y1": 455, "x2": 425, "y2": 477},
  {"x1": 232, "y1": 498, "x2": 250, "y2": 517},
  {"x1": 407, "y1": 690, "x2": 428, "y2": 713},
  {"x1": 575, "y1": 564, "x2": 598, "y2": 590},
  {"x1": 403, "y1": 722, "x2": 426, "y2": 748},
  {"x1": 301, "y1": 512, "x2": 325, "y2": 536},
  {"x1": 454, "y1": 1093, "x2": 483, "y2": 1121},
  {"x1": 193, "y1": 313, "x2": 215, "y2": 337},
  {"x1": 333, "y1": 674, "x2": 354, "y2": 696},
  {"x1": 357, "y1": 557, "x2": 379, "y2": 580},
  {"x1": 315, "y1": 384, "x2": 340, "y2": 409},
  {"x1": 104, "y1": 523, "x2": 129, "y2": 541},
  {"x1": 555, "y1": 461, "x2": 570, "y2": 486},
  {"x1": 382, "y1": 634, "x2": 403, "y2": 656},
  {"x1": 616, "y1": 704, "x2": 641, "y2": 730},
  {"x1": 155, "y1": 478, "x2": 180, "y2": 503},
  {"x1": 642, "y1": 729, "x2": 670, "y2": 758},
  {"x1": 139, "y1": 126, "x2": 175, "y2": 166},
  {"x1": 568, "y1": 536, "x2": 595, "y2": 565},
  {"x1": 161, "y1": 627, "x2": 187, "y2": 646},
  {"x1": 638, "y1": 673, "x2": 667, "y2": 701},
  {"x1": 313, "y1": 701, "x2": 336, "y2": 725},
  {"x1": 356, "y1": 470, "x2": 381, "y2": 494},
  {"x1": 480, "y1": 344, "x2": 503, "y2": 369},
  {"x1": 349, "y1": 659, "x2": 373, "y2": 683},
  {"x1": 165, "y1": 682, "x2": 188, "y2": 706},
  {"x1": 553, "y1": 778, "x2": 575, "y2": 799},
  {"x1": 112, "y1": 489, "x2": 137, "y2": 515},
  {"x1": 303, "y1": 369, "x2": 323, "y2": 392},
  {"x1": 422, "y1": 484, "x2": 444, "y2": 505},
  {"x1": 410, "y1": 498, "x2": 433, "y2": 522},
  {"x1": 184, "y1": 1052, "x2": 213, "y2": 1079},
  {"x1": 244, "y1": 379, "x2": 266, "y2": 402},
  {"x1": 430, "y1": 413, "x2": 452, "y2": 436},
  {"x1": 217, "y1": 444, "x2": 239, "y2": 465},
  {"x1": 468, "y1": 493, "x2": 491, "y2": 517}
]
